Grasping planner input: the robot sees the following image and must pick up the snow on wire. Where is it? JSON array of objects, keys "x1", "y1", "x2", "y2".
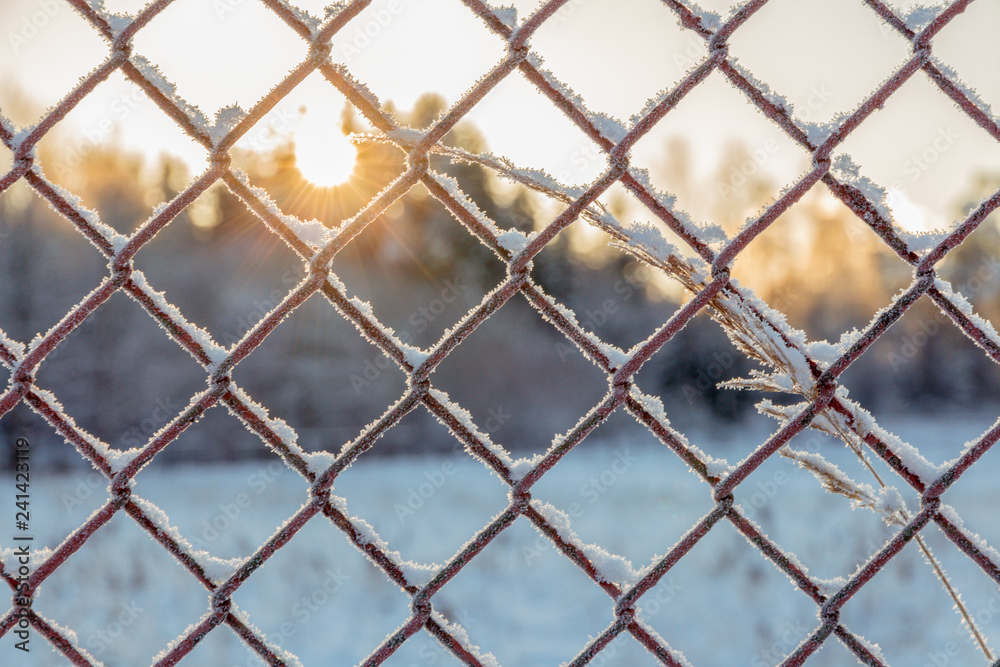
[{"x1": 1, "y1": 0, "x2": 1000, "y2": 666}]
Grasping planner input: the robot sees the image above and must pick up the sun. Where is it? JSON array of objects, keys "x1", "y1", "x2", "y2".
[{"x1": 294, "y1": 113, "x2": 357, "y2": 186}]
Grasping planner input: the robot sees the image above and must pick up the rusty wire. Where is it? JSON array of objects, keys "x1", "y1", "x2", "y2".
[{"x1": 1, "y1": 0, "x2": 1000, "y2": 665}]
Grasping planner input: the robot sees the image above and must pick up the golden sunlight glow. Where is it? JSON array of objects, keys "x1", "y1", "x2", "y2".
[
  {"x1": 886, "y1": 189, "x2": 934, "y2": 232},
  {"x1": 294, "y1": 114, "x2": 357, "y2": 186}
]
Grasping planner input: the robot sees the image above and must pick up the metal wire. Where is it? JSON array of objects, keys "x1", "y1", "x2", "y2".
[{"x1": 1, "y1": 0, "x2": 999, "y2": 665}]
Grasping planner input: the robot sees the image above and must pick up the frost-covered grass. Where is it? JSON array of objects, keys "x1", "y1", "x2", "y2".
[{"x1": 2, "y1": 414, "x2": 999, "y2": 667}]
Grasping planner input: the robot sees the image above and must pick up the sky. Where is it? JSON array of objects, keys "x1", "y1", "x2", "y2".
[{"x1": 1, "y1": 0, "x2": 999, "y2": 233}]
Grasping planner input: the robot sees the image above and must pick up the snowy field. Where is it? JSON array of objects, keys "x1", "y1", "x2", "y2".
[{"x1": 2, "y1": 412, "x2": 999, "y2": 667}]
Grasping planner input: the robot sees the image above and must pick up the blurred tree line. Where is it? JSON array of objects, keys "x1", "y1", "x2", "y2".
[{"x1": 1, "y1": 93, "x2": 999, "y2": 469}]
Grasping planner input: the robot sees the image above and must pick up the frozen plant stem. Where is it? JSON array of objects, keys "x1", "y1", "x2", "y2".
[
  {"x1": 783, "y1": 438, "x2": 993, "y2": 661},
  {"x1": 649, "y1": 249, "x2": 994, "y2": 662},
  {"x1": 831, "y1": 424, "x2": 994, "y2": 662},
  {"x1": 918, "y1": 535, "x2": 993, "y2": 661},
  {"x1": 421, "y1": 145, "x2": 995, "y2": 661}
]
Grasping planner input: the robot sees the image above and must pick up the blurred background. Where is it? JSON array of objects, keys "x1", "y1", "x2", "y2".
[
  {"x1": 1, "y1": 0, "x2": 999, "y2": 470},
  {"x1": 4, "y1": 2, "x2": 1000, "y2": 666}
]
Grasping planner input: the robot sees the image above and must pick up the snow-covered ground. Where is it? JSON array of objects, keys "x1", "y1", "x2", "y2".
[{"x1": 2, "y1": 412, "x2": 999, "y2": 667}]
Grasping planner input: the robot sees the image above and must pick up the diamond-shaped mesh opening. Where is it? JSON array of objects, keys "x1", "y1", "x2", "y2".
[
  {"x1": 836, "y1": 73, "x2": 1000, "y2": 233},
  {"x1": 837, "y1": 533, "x2": 991, "y2": 665},
  {"x1": 736, "y1": 431, "x2": 909, "y2": 581},
  {"x1": 133, "y1": 186, "x2": 305, "y2": 340},
  {"x1": 837, "y1": 296, "x2": 1000, "y2": 418},
  {"x1": 632, "y1": 309, "x2": 767, "y2": 433},
  {"x1": 131, "y1": 0, "x2": 305, "y2": 116},
  {"x1": 447, "y1": 69, "x2": 608, "y2": 186},
  {"x1": 32, "y1": 69, "x2": 208, "y2": 218},
  {"x1": 131, "y1": 456, "x2": 305, "y2": 560},
  {"x1": 430, "y1": 293, "x2": 609, "y2": 455},
  {"x1": 429, "y1": 517, "x2": 614, "y2": 666},
  {"x1": 527, "y1": 0, "x2": 699, "y2": 123},
  {"x1": 231, "y1": 517, "x2": 417, "y2": 664},
  {"x1": 227, "y1": 70, "x2": 363, "y2": 193},
  {"x1": 329, "y1": 199, "x2": 506, "y2": 347},
  {"x1": 231, "y1": 294, "x2": 410, "y2": 453},
  {"x1": 31, "y1": 510, "x2": 213, "y2": 665},
  {"x1": 628, "y1": 68, "x2": 811, "y2": 228},
  {"x1": 728, "y1": 181, "x2": 915, "y2": 340},
  {"x1": 346, "y1": 476, "x2": 479, "y2": 563},
  {"x1": 329, "y1": 0, "x2": 507, "y2": 110},
  {"x1": 2, "y1": 0, "x2": 1000, "y2": 664},
  {"x1": 530, "y1": 219, "x2": 679, "y2": 349},
  {"x1": 529, "y1": 409, "x2": 717, "y2": 569},
  {"x1": 636, "y1": 520, "x2": 818, "y2": 665},
  {"x1": 730, "y1": 0, "x2": 911, "y2": 126},
  {"x1": 332, "y1": 442, "x2": 510, "y2": 562},
  {"x1": 33, "y1": 291, "x2": 204, "y2": 451}
]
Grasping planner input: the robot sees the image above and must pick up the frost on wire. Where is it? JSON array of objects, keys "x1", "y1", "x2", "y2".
[{"x1": 1, "y1": 0, "x2": 1000, "y2": 666}]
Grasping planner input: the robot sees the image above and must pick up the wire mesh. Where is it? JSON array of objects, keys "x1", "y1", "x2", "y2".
[{"x1": 1, "y1": 0, "x2": 999, "y2": 665}]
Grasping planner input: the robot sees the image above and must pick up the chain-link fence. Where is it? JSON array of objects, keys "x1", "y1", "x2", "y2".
[{"x1": 2, "y1": 0, "x2": 1000, "y2": 665}]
